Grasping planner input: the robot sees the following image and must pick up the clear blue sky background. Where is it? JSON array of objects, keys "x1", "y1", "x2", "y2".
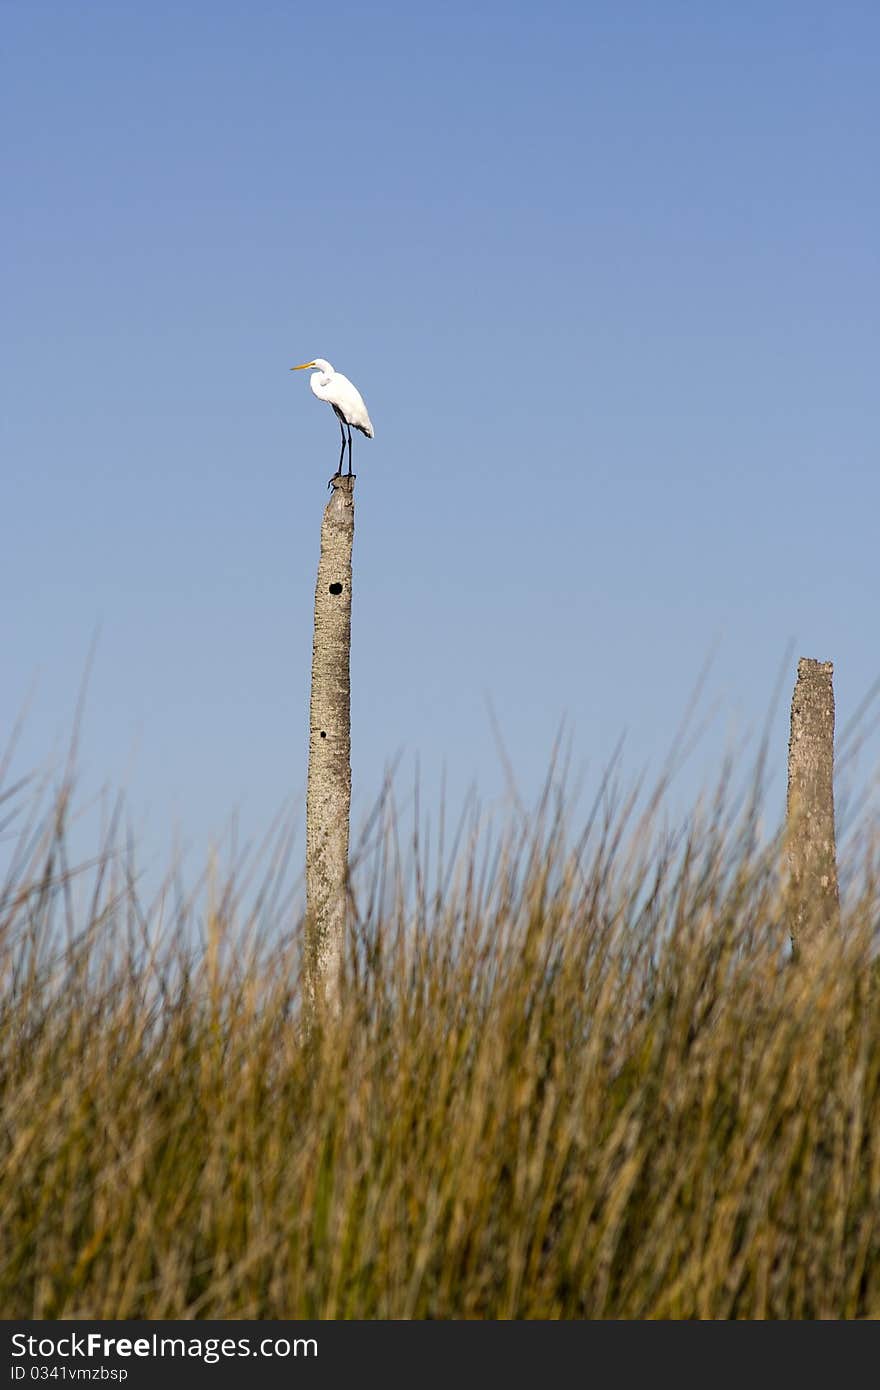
[{"x1": 3, "y1": 1, "x2": 878, "y2": 885}]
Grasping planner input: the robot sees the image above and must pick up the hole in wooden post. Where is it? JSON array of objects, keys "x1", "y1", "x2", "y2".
[
  {"x1": 320, "y1": 731, "x2": 327, "y2": 739},
  {"x1": 329, "y1": 582, "x2": 343, "y2": 595}
]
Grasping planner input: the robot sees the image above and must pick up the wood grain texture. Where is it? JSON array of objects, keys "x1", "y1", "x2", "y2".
[
  {"x1": 786, "y1": 657, "x2": 840, "y2": 950},
  {"x1": 305, "y1": 473, "x2": 354, "y2": 1014}
]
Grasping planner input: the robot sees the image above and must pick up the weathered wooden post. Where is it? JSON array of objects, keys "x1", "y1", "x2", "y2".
[
  {"x1": 786, "y1": 657, "x2": 840, "y2": 952},
  {"x1": 305, "y1": 473, "x2": 354, "y2": 1015}
]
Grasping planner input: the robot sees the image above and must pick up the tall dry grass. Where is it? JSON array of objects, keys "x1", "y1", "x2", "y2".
[{"x1": 1, "y1": 747, "x2": 879, "y2": 1318}]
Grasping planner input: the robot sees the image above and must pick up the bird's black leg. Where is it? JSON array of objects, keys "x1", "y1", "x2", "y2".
[
  {"x1": 346, "y1": 422, "x2": 353, "y2": 476},
  {"x1": 337, "y1": 418, "x2": 346, "y2": 477}
]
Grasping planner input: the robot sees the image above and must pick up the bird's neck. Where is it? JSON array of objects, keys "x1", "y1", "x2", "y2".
[{"x1": 310, "y1": 370, "x2": 332, "y2": 400}]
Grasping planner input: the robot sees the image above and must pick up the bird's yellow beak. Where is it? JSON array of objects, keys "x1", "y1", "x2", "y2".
[{"x1": 291, "y1": 362, "x2": 316, "y2": 371}]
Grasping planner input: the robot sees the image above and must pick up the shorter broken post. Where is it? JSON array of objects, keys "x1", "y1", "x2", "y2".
[
  {"x1": 786, "y1": 657, "x2": 840, "y2": 952},
  {"x1": 305, "y1": 473, "x2": 355, "y2": 1017}
]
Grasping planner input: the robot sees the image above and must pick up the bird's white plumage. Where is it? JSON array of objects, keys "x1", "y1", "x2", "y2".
[
  {"x1": 301, "y1": 358, "x2": 374, "y2": 437},
  {"x1": 291, "y1": 356, "x2": 374, "y2": 478}
]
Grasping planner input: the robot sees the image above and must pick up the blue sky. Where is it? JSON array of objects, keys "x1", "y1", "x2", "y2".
[{"x1": 3, "y1": 1, "x2": 878, "y2": 884}]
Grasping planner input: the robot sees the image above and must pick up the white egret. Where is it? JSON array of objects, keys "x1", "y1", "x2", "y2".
[{"x1": 291, "y1": 358, "x2": 374, "y2": 478}]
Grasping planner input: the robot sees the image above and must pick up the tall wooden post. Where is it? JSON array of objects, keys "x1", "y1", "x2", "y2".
[
  {"x1": 305, "y1": 473, "x2": 354, "y2": 1014},
  {"x1": 786, "y1": 657, "x2": 840, "y2": 952}
]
